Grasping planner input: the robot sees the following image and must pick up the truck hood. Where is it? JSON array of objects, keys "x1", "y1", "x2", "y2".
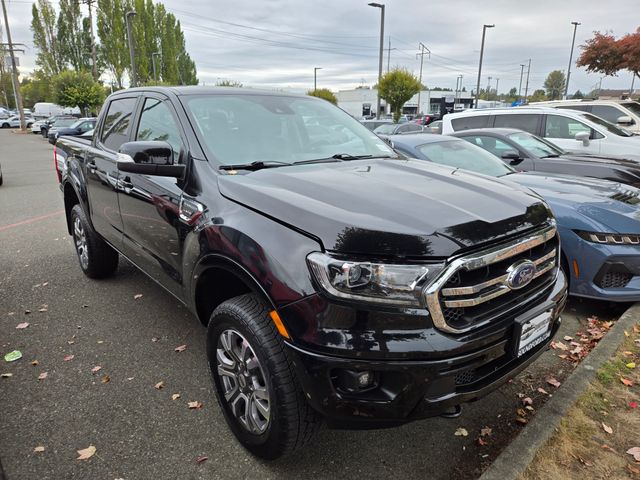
[
  {"x1": 218, "y1": 158, "x2": 551, "y2": 258},
  {"x1": 507, "y1": 172, "x2": 640, "y2": 233}
]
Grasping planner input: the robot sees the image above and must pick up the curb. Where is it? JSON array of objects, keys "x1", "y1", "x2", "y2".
[{"x1": 480, "y1": 302, "x2": 640, "y2": 480}]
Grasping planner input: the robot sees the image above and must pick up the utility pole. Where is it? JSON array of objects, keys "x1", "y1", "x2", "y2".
[
  {"x1": 416, "y1": 42, "x2": 430, "y2": 116},
  {"x1": 495, "y1": 78, "x2": 499, "y2": 99},
  {"x1": 564, "y1": 21, "x2": 580, "y2": 99},
  {"x1": 385, "y1": 37, "x2": 396, "y2": 72},
  {"x1": 518, "y1": 64, "x2": 525, "y2": 100},
  {"x1": 313, "y1": 67, "x2": 321, "y2": 91},
  {"x1": 598, "y1": 77, "x2": 603, "y2": 97},
  {"x1": 1, "y1": 0, "x2": 25, "y2": 131},
  {"x1": 474, "y1": 24, "x2": 495, "y2": 108},
  {"x1": 368, "y1": 3, "x2": 385, "y2": 119},
  {"x1": 523, "y1": 58, "x2": 531, "y2": 102},
  {"x1": 487, "y1": 76, "x2": 492, "y2": 99},
  {"x1": 455, "y1": 74, "x2": 463, "y2": 106},
  {"x1": 82, "y1": 0, "x2": 98, "y2": 79},
  {"x1": 125, "y1": 11, "x2": 137, "y2": 87}
]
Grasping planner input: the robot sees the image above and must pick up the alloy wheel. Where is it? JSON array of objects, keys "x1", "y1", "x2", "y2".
[{"x1": 73, "y1": 217, "x2": 89, "y2": 270}]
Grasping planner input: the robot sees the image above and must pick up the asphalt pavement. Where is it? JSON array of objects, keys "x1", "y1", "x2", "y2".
[{"x1": 0, "y1": 129, "x2": 628, "y2": 480}]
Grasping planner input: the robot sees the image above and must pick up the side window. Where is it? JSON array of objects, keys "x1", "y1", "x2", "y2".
[
  {"x1": 544, "y1": 115, "x2": 591, "y2": 139},
  {"x1": 557, "y1": 105, "x2": 590, "y2": 112},
  {"x1": 450, "y1": 115, "x2": 490, "y2": 131},
  {"x1": 471, "y1": 136, "x2": 514, "y2": 157},
  {"x1": 591, "y1": 105, "x2": 625, "y2": 124},
  {"x1": 493, "y1": 114, "x2": 539, "y2": 134},
  {"x1": 100, "y1": 97, "x2": 137, "y2": 151},
  {"x1": 136, "y1": 98, "x2": 184, "y2": 158},
  {"x1": 405, "y1": 123, "x2": 422, "y2": 133},
  {"x1": 78, "y1": 121, "x2": 92, "y2": 133}
]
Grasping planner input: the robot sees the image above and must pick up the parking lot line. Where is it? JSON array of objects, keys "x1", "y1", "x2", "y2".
[{"x1": 0, "y1": 210, "x2": 64, "y2": 233}]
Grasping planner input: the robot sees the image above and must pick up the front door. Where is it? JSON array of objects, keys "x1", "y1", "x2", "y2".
[{"x1": 542, "y1": 114, "x2": 602, "y2": 154}]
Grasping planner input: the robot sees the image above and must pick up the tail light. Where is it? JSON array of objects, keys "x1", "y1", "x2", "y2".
[{"x1": 53, "y1": 145, "x2": 62, "y2": 183}]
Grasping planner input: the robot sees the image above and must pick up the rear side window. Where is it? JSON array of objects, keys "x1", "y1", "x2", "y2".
[
  {"x1": 450, "y1": 115, "x2": 490, "y2": 131},
  {"x1": 100, "y1": 97, "x2": 137, "y2": 151},
  {"x1": 544, "y1": 114, "x2": 593, "y2": 139},
  {"x1": 591, "y1": 105, "x2": 625, "y2": 124},
  {"x1": 493, "y1": 114, "x2": 539, "y2": 134}
]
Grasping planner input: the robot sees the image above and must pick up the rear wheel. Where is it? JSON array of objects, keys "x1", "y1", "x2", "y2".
[
  {"x1": 207, "y1": 294, "x2": 321, "y2": 460},
  {"x1": 70, "y1": 205, "x2": 118, "y2": 278}
]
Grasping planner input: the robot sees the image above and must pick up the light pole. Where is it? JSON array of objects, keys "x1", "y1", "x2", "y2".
[
  {"x1": 125, "y1": 11, "x2": 137, "y2": 87},
  {"x1": 152, "y1": 52, "x2": 162, "y2": 84},
  {"x1": 518, "y1": 64, "x2": 525, "y2": 100},
  {"x1": 416, "y1": 43, "x2": 430, "y2": 116},
  {"x1": 564, "y1": 21, "x2": 581, "y2": 99},
  {"x1": 1, "y1": 0, "x2": 26, "y2": 131},
  {"x1": 368, "y1": 2, "x2": 385, "y2": 119},
  {"x1": 313, "y1": 67, "x2": 322, "y2": 91},
  {"x1": 474, "y1": 24, "x2": 495, "y2": 108}
]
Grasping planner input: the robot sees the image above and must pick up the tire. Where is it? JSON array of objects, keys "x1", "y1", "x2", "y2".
[
  {"x1": 207, "y1": 294, "x2": 321, "y2": 460},
  {"x1": 70, "y1": 204, "x2": 118, "y2": 278},
  {"x1": 1, "y1": 123, "x2": 8, "y2": 128}
]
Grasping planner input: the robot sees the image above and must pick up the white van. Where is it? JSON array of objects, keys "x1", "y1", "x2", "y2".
[
  {"x1": 531, "y1": 99, "x2": 640, "y2": 134},
  {"x1": 442, "y1": 106, "x2": 640, "y2": 158}
]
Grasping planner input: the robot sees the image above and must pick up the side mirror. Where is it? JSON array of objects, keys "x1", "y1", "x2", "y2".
[
  {"x1": 574, "y1": 131, "x2": 590, "y2": 146},
  {"x1": 501, "y1": 150, "x2": 523, "y2": 164},
  {"x1": 617, "y1": 115, "x2": 634, "y2": 125},
  {"x1": 117, "y1": 141, "x2": 186, "y2": 178}
]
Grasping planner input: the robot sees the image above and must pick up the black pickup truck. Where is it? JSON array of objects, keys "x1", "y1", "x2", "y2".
[{"x1": 55, "y1": 87, "x2": 567, "y2": 459}]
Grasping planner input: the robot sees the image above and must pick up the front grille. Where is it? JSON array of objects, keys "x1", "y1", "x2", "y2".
[
  {"x1": 610, "y1": 190, "x2": 640, "y2": 205},
  {"x1": 598, "y1": 271, "x2": 633, "y2": 289},
  {"x1": 425, "y1": 223, "x2": 559, "y2": 334},
  {"x1": 454, "y1": 369, "x2": 477, "y2": 386}
]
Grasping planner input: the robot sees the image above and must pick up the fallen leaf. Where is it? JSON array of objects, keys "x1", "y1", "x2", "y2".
[
  {"x1": 630, "y1": 401, "x2": 638, "y2": 409},
  {"x1": 515, "y1": 416, "x2": 528, "y2": 425},
  {"x1": 188, "y1": 401, "x2": 203, "y2": 409},
  {"x1": 628, "y1": 464, "x2": 640, "y2": 475},
  {"x1": 477, "y1": 437, "x2": 488, "y2": 446},
  {"x1": 602, "y1": 444, "x2": 617, "y2": 453},
  {"x1": 563, "y1": 335, "x2": 573, "y2": 341},
  {"x1": 626, "y1": 362, "x2": 636, "y2": 369},
  {"x1": 547, "y1": 377, "x2": 561, "y2": 388},
  {"x1": 101, "y1": 375, "x2": 111, "y2": 384},
  {"x1": 1, "y1": 373, "x2": 13, "y2": 378},
  {"x1": 627, "y1": 447, "x2": 640, "y2": 462},
  {"x1": 42, "y1": 282, "x2": 49, "y2": 287},
  {"x1": 16, "y1": 322, "x2": 29, "y2": 329},
  {"x1": 171, "y1": 393, "x2": 181, "y2": 400},
  {"x1": 38, "y1": 306, "x2": 48, "y2": 312},
  {"x1": 525, "y1": 405, "x2": 534, "y2": 411},
  {"x1": 522, "y1": 397, "x2": 533, "y2": 406},
  {"x1": 602, "y1": 422, "x2": 613, "y2": 434},
  {"x1": 91, "y1": 366, "x2": 102, "y2": 374},
  {"x1": 551, "y1": 341, "x2": 569, "y2": 351},
  {"x1": 63, "y1": 355, "x2": 74, "y2": 362},
  {"x1": 154, "y1": 381, "x2": 165, "y2": 390},
  {"x1": 623, "y1": 351, "x2": 634, "y2": 357},
  {"x1": 151, "y1": 337, "x2": 159, "y2": 342},
  {"x1": 454, "y1": 427, "x2": 468, "y2": 437},
  {"x1": 195, "y1": 456, "x2": 208, "y2": 464},
  {"x1": 621, "y1": 377, "x2": 634, "y2": 387},
  {"x1": 625, "y1": 330, "x2": 630, "y2": 337},
  {"x1": 38, "y1": 372, "x2": 48, "y2": 380},
  {"x1": 4, "y1": 350, "x2": 22, "y2": 362},
  {"x1": 76, "y1": 445, "x2": 96, "y2": 460},
  {"x1": 480, "y1": 426, "x2": 492, "y2": 437},
  {"x1": 97, "y1": 340, "x2": 104, "y2": 344},
  {"x1": 537, "y1": 387, "x2": 549, "y2": 395},
  {"x1": 127, "y1": 377, "x2": 134, "y2": 381},
  {"x1": 34, "y1": 446, "x2": 45, "y2": 453},
  {"x1": 175, "y1": 344, "x2": 187, "y2": 353},
  {"x1": 134, "y1": 294, "x2": 143, "y2": 300}
]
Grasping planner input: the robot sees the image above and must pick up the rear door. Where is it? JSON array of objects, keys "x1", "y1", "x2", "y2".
[
  {"x1": 541, "y1": 114, "x2": 603, "y2": 154},
  {"x1": 85, "y1": 95, "x2": 139, "y2": 245},
  {"x1": 117, "y1": 93, "x2": 189, "y2": 297}
]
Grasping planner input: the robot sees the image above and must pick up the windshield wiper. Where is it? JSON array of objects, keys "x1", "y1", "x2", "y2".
[
  {"x1": 330, "y1": 153, "x2": 374, "y2": 160},
  {"x1": 219, "y1": 160, "x2": 290, "y2": 171},
  {"x1": 541, "y1": 154, "x2": 561, "y2": 158}
]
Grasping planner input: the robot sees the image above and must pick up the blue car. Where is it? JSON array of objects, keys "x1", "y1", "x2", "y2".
[{"x1": 389, "y1": 134, "x2": 640, "y2": 302}]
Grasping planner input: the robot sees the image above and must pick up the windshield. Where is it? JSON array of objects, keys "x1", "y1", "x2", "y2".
[
  {"x1": 373, "y1": 124, "x2": 398, "y2": 134},
  {"x1": 621, "y1": 102, "x2": 640, "y2": 117},
  {"x1": 53, "y1": 118, "x2": 77, "y2": 127},
  {"x1": 579, "y1": 112, "x2": 633, "y2": 137},
  {"x1": 182, "y1": 94, "x2": 397, "y2": 165},
  {"x1": 507, "y1": 131, "x2": 565, "y2": 157},
  {"x1": 417, "y1": 139, "x2": 515, "y2": 178}
]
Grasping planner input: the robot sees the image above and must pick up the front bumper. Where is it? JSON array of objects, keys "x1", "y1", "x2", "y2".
[{"x1": 284, "y1": 270, "x2": 567, "y2": 428}]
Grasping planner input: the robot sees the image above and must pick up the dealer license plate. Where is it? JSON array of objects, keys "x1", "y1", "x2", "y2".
[{"x1": 515, "y1": 310, "x2": 552, "y2": 357}]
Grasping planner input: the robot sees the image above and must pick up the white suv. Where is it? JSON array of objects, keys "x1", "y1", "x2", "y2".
[
  {"x1": 531, "y1": 99, "x2": 640, "y2": 134},
  {"x1": 441, "y1": 106, "x2": 640, "y2": 158}
]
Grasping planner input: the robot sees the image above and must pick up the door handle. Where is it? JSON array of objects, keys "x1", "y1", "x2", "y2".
[
  {"x1": 121, "y1": 177, "x2": 133, "y2": 189},
  {"x1": 87, "y1": 161, "x2": 97, "y2": 173}
]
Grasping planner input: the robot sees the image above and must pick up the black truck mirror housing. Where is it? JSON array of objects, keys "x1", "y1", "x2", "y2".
[{"x1": 117, "y1": 141, "x2": 186, "y2": 178}]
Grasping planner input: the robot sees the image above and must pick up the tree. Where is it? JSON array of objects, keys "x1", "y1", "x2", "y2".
[
  {"x1": 53, "y1": 70, "x2": 105, "y2": 113},
  {"x1": 307, "y1": 88, "x2": 337, "y2": 105},
  {"x1": 377, "y1": 68, "x2": 421, "y2": 122},
  {"x1": 216, "y1": 79, "x2": 243, "y2": 88},
  {"x1": 31, "y1": 0, "x2": 65, "y2": 76},
  {"x1": 20, "y1": 70, "x2": 54, "y2": 107},
  {"x1": 529, "y1": 89, "x2": 547, "y2": 103},
  {"x1": 57, "y1": 0, "x2": 91, "y2": 72},
  {"x1": 578, "y1": 28, "x2": 640, "y2": 83},
  {"x1": 543, "y1": 70, "x2": 566, "y2": 100},
  {"x1": 96, "y1": 0, "x2": 129, "y2": 88},
  {"x1": 572, "y1": 89, "x2": 584, "y2": 99}
]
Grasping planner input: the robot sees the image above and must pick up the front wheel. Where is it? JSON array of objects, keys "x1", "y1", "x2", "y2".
[
  {"x1": 70, "y1": 204, "x2": 118, "y2": 278},
  {"x1": 207, "y1": 294, "x2": 321, "y2": 460}
]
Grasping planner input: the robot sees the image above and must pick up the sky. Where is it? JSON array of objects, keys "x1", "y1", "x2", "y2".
[{"x1": 2, "y1": 0, "x2": 639, "y2": 95}]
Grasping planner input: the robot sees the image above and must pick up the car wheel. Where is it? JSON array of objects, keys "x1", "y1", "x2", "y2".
[
  {"x1": 207, "y1": 294, "x2": 321, "y2": 460},
  {"x1": 1, "y1": 123, "x2": 8, "y2": 128},
  {"x1": 70, "y1": 204, "x2": 118, "y2": 278}
]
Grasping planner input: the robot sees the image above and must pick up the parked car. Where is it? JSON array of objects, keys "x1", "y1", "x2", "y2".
[
  {"x1": 532, "y1": 99, "x2": 640, "y2": 134},
  {"x1": 442, "y1": 106, "x2": 640, "y2": 158},
  {"x1": 40, "y1": 115, "x2": 78, "y2": 138},
  {"x1": 31, "y1": 119, "x2": 47, "y2": 134},
  {"x1": 373, "y1": 122, "x2": 424, "y2": 136},
  {"x1": 390, "y1": 133, "x2": 640, "y2": 302},
  {"x1": 451, "y1": 128, "x2": 640, "y2": 188},
  {"x1": 360, "y1": 119, "x2": 393, "y2": 131},
  {"x1": 56, "y1": 86, "x2": 567, "y2": 459},
  {"x1": 415, "y1": 114, "x2": 439, "y2": 126},
  {"x1": 428, "y1": 120, "x2": 443, "y2": 134},
  {"x1": 1, "y1": 115, "x2": 34, "y2": 128},
  {"x1": 48, "y1": 118, "x2": 96, "y2": 144}
]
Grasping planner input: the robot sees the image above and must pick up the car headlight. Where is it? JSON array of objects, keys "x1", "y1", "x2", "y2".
[
  {"x1": 576, "y1": 231, "x2": 640, "y2": 245},
  {"x1": 307, "y1": 252, "x2": 444, "y2": 307}
]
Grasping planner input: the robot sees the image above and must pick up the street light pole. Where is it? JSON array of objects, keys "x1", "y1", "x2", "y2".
[
  {"x1": 313, "y1": 67, "x2": 322, "y2": 91},
  {"x1": 416, "y1": 42, "x2": 430, "y2": 116},
  {"x1": 564, "y1": 21, "x2": 581, "y2": 99},
  {"x1": 1, "y1": 0, "x2": 26, "y2": 131},
  {"x1": 524, "y1": 58, "x2": 531, "y2": 101},
  {"x1": 474, "y1": 24, "x2": 495, "y2": 108},
  {"x1": 518, "y1": 64, "x2": 525, "y2": 100},
  {"x1": 368, "y1": 2, "x2": 385, "y2": 119},
  {"x1": 125, "y1": 11, "x2": 137, "y2": 87}
]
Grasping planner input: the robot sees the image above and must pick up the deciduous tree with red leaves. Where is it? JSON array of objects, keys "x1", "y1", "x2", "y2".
[{"x1": 578, "y1": 28, "x2": 640, "y2": 82}]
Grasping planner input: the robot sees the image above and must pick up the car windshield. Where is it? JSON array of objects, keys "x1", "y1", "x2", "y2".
[
  {"x1": 53, "y1": 118, "x2": 77, "y2": 127},
  {"x1": 373, "y1": 124, "x2": 398, "y2": 134},
  {"x1": 621, "y1": 102, "x2": 640, "y2": 117},
  {"x1": 579, "y1": 112, "x2": 633, "y2": 137},
  {"x1": 507, "y1": 131, "x2": 565, "y2": 157},
  {"x1": 417, "y1": 139, "x2": 515, "y2": 177},
  {"x1": 183, "y1": 94, "x2": 398, "y2": 165}
]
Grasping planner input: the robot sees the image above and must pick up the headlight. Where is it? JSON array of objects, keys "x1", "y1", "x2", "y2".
[
  {"x1": 307, "y1": 252, "x2": 444, "y2": 307},
  {"x1": 576, "y1": 231, "x2": 640, "y2": 245}
]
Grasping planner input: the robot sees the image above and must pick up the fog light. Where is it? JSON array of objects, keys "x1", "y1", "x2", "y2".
[
  {"x1": 357, "y1": 371, "x2": 373, "y2": 388},
  {"x1": 334, "y1": 369, "x2": 377, "y2": 393}
]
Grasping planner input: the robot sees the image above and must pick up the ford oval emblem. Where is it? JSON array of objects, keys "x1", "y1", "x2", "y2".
[{"x1": 506, "y1": 260, "x2": 537, "y2": 290}]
